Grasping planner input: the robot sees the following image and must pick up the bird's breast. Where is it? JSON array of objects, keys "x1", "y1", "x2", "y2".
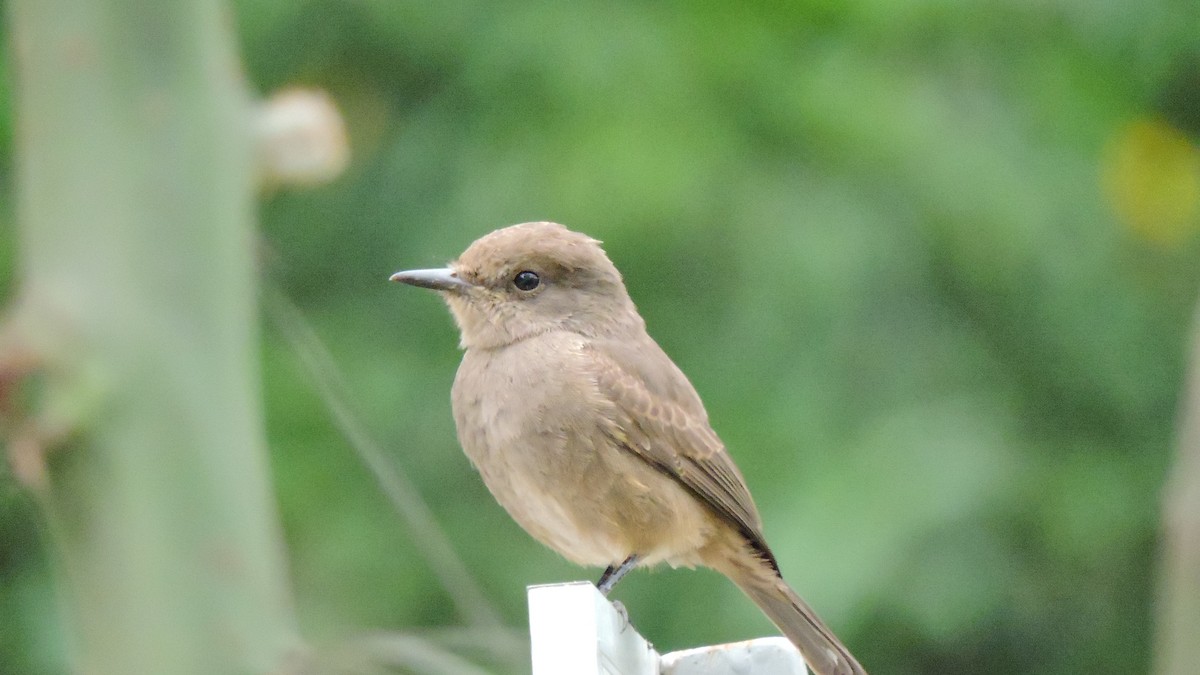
[{"x1": 449, "y1": 333, "x2": 711, "y2": 567}]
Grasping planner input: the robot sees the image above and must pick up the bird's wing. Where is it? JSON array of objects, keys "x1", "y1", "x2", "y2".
[{"x1": 583, "y1": 342, "x2": 775, "y2": 566}]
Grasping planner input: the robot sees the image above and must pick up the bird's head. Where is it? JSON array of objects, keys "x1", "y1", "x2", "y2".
[{"x1": 391, "y1": 222, "x2": 643, "y2": 349}]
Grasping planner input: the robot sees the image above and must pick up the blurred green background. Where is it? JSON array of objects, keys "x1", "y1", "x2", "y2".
[{"x1": 3, "y1": 0, "x2": 1200, "y2": 673}]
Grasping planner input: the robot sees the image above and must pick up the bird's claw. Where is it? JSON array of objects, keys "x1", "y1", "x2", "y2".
[{"x1": 610, "y1": 599, "x2": 630, "y2": 631}]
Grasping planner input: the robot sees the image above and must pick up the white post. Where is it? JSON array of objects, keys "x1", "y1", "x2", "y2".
[
  {"x1": 528, "y1": 582, "x2": 659, "y2": 675},
  {"x1": 660, "y1": 637, "x2": 809, "y2": 674},
  {"x1": 527, "y1": 582, "x2": 810, "y2": 675}
]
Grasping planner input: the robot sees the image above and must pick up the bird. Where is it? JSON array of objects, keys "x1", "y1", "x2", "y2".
[{"x1": 390, "y1": 221, "x2": 866, "y2": 675}]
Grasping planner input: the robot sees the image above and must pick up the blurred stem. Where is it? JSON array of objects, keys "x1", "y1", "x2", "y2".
[
  {"x1": 1156, "y1": 302, "x2": 1200, "y2": 675},
  {"x1": 321, "y1": 633, "x2": 500, "y2": 675},
  {"x1": 265, "y1": 285, "x2": 506, "y2": 629},
  {"x1": 6, "y1": 1, "x2": 303, "y2": 674}
]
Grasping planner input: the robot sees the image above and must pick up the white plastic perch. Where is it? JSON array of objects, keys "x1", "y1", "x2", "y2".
[{"x1": 528, "y1": 581, "x2": 809, "y2": 675}]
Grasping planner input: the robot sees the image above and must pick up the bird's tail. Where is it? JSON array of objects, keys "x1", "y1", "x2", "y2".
[{"x1": 716, "y1": 552, "x2": 867, "y2": 675}]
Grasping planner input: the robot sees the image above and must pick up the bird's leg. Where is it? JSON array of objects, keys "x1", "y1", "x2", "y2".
[
  {"x1": 596, "y1": 554, "x2": 639, "y2": 595},
  {"x1": 596, "y1": 564, "x2": 619, "y2": 593}
]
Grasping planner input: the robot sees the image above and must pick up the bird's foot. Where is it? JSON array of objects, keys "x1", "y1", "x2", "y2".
[{"x1": 610, "y1": 600, "x2": 630, "y2": 631}]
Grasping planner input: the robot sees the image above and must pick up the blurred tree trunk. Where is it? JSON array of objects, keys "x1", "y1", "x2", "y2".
[
  {"x1": 1156, "y1": 304, "x2": 1200, "y2": 675},
  {"x1": 5, "y1": 1, "x2": 303, "y2": 674}
]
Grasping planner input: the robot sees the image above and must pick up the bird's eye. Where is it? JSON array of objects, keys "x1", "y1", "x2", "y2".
[{"x1": 512, "y1": 270, "x2": 540, "y2": 291}]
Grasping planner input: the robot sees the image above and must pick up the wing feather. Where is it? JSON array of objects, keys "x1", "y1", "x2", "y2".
[{"x1": 584, "y1": 341, "x2": 775, "y2": 566}]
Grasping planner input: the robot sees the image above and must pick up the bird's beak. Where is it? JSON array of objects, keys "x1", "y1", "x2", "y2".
[{"x1": 389, "y1": 267, "x2": 472, "y2": 292}]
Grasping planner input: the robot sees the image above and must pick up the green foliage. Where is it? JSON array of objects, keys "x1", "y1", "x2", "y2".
[{"x1": 2, "y1": 0, "x2": 1199, "y2": 672}]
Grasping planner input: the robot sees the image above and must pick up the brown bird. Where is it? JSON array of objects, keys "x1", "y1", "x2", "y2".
[{"x1": 391, "y1": 221, "x2": 866, "y2": 675}]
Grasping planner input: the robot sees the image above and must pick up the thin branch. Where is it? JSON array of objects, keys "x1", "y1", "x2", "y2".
[
  {"x1": 414, "y1": 625, "x2": 530, "y2": 667},
  {"x1": 264, "y1": 284, "x2": 506, "y2": 630},
  {"x1": 322, "y1": 633, "x2": 498, "y2": 675}
]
